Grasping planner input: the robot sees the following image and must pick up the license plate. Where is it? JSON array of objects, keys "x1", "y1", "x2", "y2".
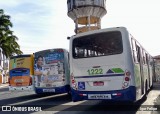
[
  {"x1": 43, "y1": 89, "x2": 55, "y2": 92},
  {"x1": 88, "y1": 94, "x2": 111, "y2": 99},
  {"x1": 14, "y1": 79, "x2": 24, "y2": 83},
  {"x1": 93, "y1": 81, "x2": 104, "y2": 86}
]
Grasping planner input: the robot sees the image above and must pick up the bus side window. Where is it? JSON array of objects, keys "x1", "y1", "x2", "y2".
[
  {"x1": 149, "y1": 56, "x2": 153, "y2": 66},
  {"x1": 143, "y1": 50, "x2": 146, "y2": 65},
  {"x1": 131, "y1": 38, "x2": 138, "y2": 63},
  {"x1": 146, "y1": 53, "x2": 149, "y2": 65},
  {"x1": 136, "y1": 44, "x2": 140, "y2": 63},
  {"x1": 68, "y1": 52, "x2": 69, "y2": 61}
]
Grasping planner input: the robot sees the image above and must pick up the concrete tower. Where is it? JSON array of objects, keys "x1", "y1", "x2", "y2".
[{"x1": 67, "y1": 0, "x2": 107, "y2": 34}]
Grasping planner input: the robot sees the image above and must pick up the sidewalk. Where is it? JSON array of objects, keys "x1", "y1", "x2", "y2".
[
  {"x1": 152, "y1": 81, "x2": 160, "y2": 104},
  {"x1": 0, "y1": 83, "x2": 9, "y2": 88},
  {"x1": 150, "y1": 81, "x2": 160, "y2": 114}
]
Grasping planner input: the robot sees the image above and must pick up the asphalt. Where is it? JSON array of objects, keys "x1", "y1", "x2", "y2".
[
  {"x1": 0, "y1": 82, "x2": 159, "y2": 114},
  {"x1": 151, "y1": 82, "x2": 160, "y2": 114}
]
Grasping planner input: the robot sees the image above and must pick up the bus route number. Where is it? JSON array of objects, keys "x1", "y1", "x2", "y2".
[{"x1": 87, "y1": 68, "x2": 103, "y2": 75}]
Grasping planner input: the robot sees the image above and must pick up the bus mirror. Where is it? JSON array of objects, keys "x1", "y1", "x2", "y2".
[{"x1": 67, "y1": 37, "x2": 70, "y2": 40}]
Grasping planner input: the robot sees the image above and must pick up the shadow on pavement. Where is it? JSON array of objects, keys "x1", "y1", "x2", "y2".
[
  {"x1": 151, "y1": 82, "x2": 160, "y2": 114},
  {"x1": 0, "y1": 93, "x2": 57, "y2": 105},
  {"x1": 0, "y1": 94, "x2": 72, "y2": 114},
  {"x1": 53, "y1": 96, "x2": 147, "y2": 114}
]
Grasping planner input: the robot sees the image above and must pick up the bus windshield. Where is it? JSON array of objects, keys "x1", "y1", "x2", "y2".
[{"x1": 72, "y1": 31, "x2": 123, "y2": 58}]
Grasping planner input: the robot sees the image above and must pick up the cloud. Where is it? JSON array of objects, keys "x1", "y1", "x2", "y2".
[
  {"x1": 1, "y1": 0, "x2": 160, "y2": 55},
  {"x1": 102, "y1": 0, "x2": 160, "y2": 56},
  {"x1": 0, "y1": 0, "x2": 74, "y2": 54}
]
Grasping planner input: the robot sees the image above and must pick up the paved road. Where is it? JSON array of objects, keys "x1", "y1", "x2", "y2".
[
  {"x1": 0, "y1": 87, "x2": 8, "y2": 92},
  {"x1": 0, "y1": 82, "x2": 159, "y2": 114}
]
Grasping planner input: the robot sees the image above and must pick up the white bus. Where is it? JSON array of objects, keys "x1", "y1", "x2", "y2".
[
  {"x1": 33, "y1": 48, "x2": 70, "y2": 94},
  {"x1": 69, "y1": 27, "x2": 154, "y2": 102}
]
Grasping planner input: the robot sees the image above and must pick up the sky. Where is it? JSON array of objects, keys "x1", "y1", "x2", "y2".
[{"x1": 0, "y1": 0, "x2": 160, "y2": 56}]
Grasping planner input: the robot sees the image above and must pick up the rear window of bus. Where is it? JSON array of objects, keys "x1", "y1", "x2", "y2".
[{"x1": 72, "y1": 31, "x2": 123, "y2": 59}]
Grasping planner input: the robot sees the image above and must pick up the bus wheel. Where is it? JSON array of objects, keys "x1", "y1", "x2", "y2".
[
  {"x1": 72, "y1": 98, "x2": 78, "y2": 102},
  {"x1": 71, "y1": 96, "x2": 79, "y2": 102}
]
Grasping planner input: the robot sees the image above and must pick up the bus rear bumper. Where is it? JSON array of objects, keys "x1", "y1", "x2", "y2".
[
  {"x1": 35, "y1": 85, "x2": 70, "y2": 94},
  {"x1": 71, "y1": 86, "x2": 136, "y2": 102},
  {"x1": 9, "y1": 85, "x2": 34, "y2": 91}
]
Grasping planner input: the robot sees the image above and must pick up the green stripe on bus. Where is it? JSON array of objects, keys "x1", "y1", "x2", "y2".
[{"x1": 111, "y1": 68, "x2": 124, "y2": 73}]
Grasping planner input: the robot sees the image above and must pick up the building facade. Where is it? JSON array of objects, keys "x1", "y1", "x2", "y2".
[{"x1": 0, "y1": 48, "x2": 9, "y2": 84}]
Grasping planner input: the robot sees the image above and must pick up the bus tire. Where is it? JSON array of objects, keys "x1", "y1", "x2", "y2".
[
  {"x1": 72, "y1": 97, "x2": 79, "y2": 102},
  {"x1": 72, "y1": 99, "x2": 78, "y2": 102}
]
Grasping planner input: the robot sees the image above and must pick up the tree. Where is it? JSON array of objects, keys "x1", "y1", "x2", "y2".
[
  {"x1": 0, "y1": 9, "x2": 23, "y2": 58},
  {"x1": 0, "y1": 9, "x2": 12, "y2": 31}
]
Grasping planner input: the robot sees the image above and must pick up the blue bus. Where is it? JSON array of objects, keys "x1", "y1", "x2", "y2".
[{"x1": 33, "y1": 48, "x2": 70, "y2": 94}]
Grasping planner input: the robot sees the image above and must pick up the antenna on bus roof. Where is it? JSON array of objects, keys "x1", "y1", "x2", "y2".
[{"x1": 67, "y1": 0, "x2": 107, "y2": 34}]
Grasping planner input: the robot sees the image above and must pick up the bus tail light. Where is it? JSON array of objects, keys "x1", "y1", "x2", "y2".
[
  {"x1": 122, "y1": 70, "x2": 131, "y2": 89},
  {"x1": 71, "y1": 73, "x2": 77, "y2": 89},
  {"x1": 123, "y1": 82, "x2": 129, "y2": 87},
  {"x1": 72, "y1": 80, "x2": 75, "y2": 83},
  {"x1": 62, "y1": 75, "x2": 65, "y2": 82},
  {"x1": 8, "y1": 77, "x2": 11, "y2": 86},
  {"x1": 125, "y1": 71, "x2": 131, "y2": 76},
  {"x1": 29, "y1": 77, "x2": 32, "y2": 86},
  {"x1": 125, "y1": 77, "x2": 130, "y2": 81},
  {"x1": 71, "y1": 73, "x2": 75, "y2": 84}
]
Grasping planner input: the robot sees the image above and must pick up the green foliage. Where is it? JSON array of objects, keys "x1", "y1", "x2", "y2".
[{"x1": 0, "y1": 9, "x2": 23, "y2": 58}]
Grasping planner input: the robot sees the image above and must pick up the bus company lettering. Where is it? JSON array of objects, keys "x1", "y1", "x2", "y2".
[
  {"x1": 28, "y1": 107, "x2": 42, "y2": 111},
  {"x1": 12, "y1": 106, "x2": 42, "y2": 111}
]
